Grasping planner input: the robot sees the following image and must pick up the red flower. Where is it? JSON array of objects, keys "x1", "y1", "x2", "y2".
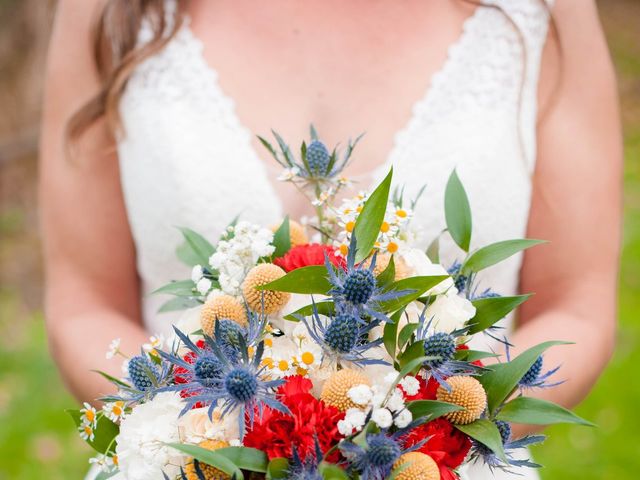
[
  {"x1": 244, "y1": 376, "x2": 344, "y2": 461},
  {"x1": 403, "y1": 418, "x2": 471, "y2": 479},
  {"x1": 401, "y1": 375, "x2": 440, "y2": 402},
  {"x1": 174, "y1": 340, "x2": 206, "y2": 408},
  {"x1": 274, "y1": 244, "x2": 345, "y2": 272}
]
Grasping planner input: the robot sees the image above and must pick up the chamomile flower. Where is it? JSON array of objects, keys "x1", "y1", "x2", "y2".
[
  {"x1": 105, "y1": 338, "x2": 121, "y2": 360},
  {"x1": 142, "y1": 334, "x2": 164, "y2": 356},
  {"x1": 80, "y1": 402, "x2": 98, "y2": 428},
  {"x1": 103, "y1": 400, "x2": 126, "y2": 422},
  {"x1": 89, "y1": 453, "x2": 117, "y2": 472},
  {"x1": 79, "y1": 423, "x2": 95, "y2": 442}
]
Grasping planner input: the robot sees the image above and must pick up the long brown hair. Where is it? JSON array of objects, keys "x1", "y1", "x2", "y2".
[
  {"x1": 68, "y1": 1, "x2": 560, "y2": 142},
  {"x1": 67, "y1": 0, "x2": 184, "y2": 141}
]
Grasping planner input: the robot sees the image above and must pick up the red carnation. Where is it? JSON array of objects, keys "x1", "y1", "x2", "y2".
[
  {"x1": 174, "y1": 339, "x2": 206, "y2": 409},
  {"x1": 244, "y1": 376, "x2": 344, "y2": 461},
  {"x1": 403, "y1": 418, "x2": 471, "y2": 480},
  {"x1": 401, "y1": 374, "x2": 440, "y2": 402},
  {"x1": 274, "y1": 244, "x2": 345, "y2": 272}
]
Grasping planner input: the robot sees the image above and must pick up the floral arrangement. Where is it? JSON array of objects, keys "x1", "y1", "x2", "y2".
[{"x1": 70, "y1": 128, "x2": 592, "y2": 480}]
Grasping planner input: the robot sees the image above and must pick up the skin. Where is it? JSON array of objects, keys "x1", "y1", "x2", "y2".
[{"x1": 41, "y1": 0, "x2": 621, "y2": 432}]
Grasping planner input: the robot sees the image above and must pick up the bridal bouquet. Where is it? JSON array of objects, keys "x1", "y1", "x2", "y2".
[{"x1": 70, "y1": 128, "x2": 591, "y2": 480}]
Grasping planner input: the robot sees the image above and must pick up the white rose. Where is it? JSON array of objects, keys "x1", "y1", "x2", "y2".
[
  {"x1": 180, "y1": 407, "x2": 239, "y2": 444},
  {"x1": 423, "y1": 291, "x2": 476, "y2": 333},
  {"x1": 400, "y1": 248, "x2": 454, "y2": 295}
]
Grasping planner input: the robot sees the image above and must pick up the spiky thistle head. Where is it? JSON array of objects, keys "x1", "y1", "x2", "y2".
[
  {"x1": 127, "y1": 354, "x2": 159, "y2": 392},
  {"x1": 306, "y1": 140, "x2": 330, "y2": 176},
  {"x1": 422, "y1": 332, "x2": 456, "y2": 370}
]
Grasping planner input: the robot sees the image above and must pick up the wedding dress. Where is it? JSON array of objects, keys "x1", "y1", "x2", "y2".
[{"x1": 112, "y1": 1, "x2": 553, "y2": 478}]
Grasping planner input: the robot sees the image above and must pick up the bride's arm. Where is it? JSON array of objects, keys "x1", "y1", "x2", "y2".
[
  {"x1": 514, "y1": 0, "x2": 622, "y2": 428},
  {"x1": 40, "y1": 0, "x2": 147, "y2": 402}
]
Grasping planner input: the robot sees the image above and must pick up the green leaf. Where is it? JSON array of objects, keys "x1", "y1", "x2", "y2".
[
  {"x1": 267, "y1": 458, "x2": 289, "y2": 479},
  {"x1": 455, "y1": 419, "x2": 508, "y2": 463},
  {"x1": 478, "y1": 341, "x2": 572, "y2": 415},
  {"x1": 383, "y1": 309, "x2": 404, "y2": 361},
  {"x1": 462, "y1": 239, "x2": 546, "y2": 274},
  {"x1": 92, "y1": 370, "x2": 130, "y2": 388},
  {"x1": 377, "y1": 255, "x2": 396, "y2": 286},
  {"x1": 467, "y1": 295, "x2": 531, "y2": 334},
  {"x1": 397, "y1": 323, "x2": 418, "y2": 351},
  {"x1": 283, "y1": 301, "x2": 335, "y2": 321},
  {"x1": 319, "y1": 462, "x2": 350, "y2": 480},
  {"x1": 177, "y1": 227, "x2": 215, "y2": 267},
  {"x1": 272, "y1": 217, "x2": 291, "y2": 258},
  {"x1": 258, "y1": 266, "x2": 331, "y2": 294},
  {"x1": 496, "y1": 397, "x2": 594, "y2": 426},
  {"x1": 67, "y1": 409, "x2": 119, "y2": 455},
  {"x1": 216, "y1": 446, "x2": 269, "y2": 472},
  {"x1": 152, "y1": 279, "x2": 195, "y2": 296},
  {"x1": 407, "y1": 400, "x2": 463, "y2": 421},
  {"x1": 257, "y1": 135, "x2": 281, "y2": 164},
  {"x1": 397, "y1": 341, "x2": 426, "y2": 371},
  {"x1": 444, "y1": 170, "x2": 472, "y2": 252},
  {"x1": 426, "y1": 235, "x2": 440, "y2": 263},
  {"x1": 379, "y1": 276, "x2": 448, "y2": 312},
  {"x1": 454, "y1": 349, "x2": 500, "y2": 362},
  {"x1": 158, "y1": 296, "x2": 202, "y2": 313},
  {"x1": 168, "y1": 443, "x2": 243, "y2": 479},
  {"x1": 353, "y1": 168, "x2": 393, "y2": 263}
]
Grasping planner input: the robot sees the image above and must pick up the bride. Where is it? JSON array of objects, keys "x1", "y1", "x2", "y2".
[{"x1": 40, "y1": 0, "x2": 621, "y2": 478}]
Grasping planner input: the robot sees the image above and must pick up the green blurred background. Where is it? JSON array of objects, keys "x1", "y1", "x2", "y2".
[{"x1": 0, "y1": 1, "x2": 638, "y2": 479}]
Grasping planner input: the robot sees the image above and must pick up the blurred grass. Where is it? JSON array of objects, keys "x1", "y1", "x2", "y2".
[{"x1": 0, "y1": 1, "x2": 639, "y2": 479}]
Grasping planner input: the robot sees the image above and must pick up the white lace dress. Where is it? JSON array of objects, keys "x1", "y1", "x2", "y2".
[{"x1": 114, "y1": 1, "x2": 553, "y2": 478}]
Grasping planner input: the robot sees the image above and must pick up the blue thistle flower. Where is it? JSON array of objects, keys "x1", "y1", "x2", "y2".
[
  {"x1": 103, "y1": 351, "x2": 173, "y2": 404},
  {"x1": 128, "y1": 355, "x2": 159, "y2": 392},
  {"x1": 447, "y1": 261, "x2": 469, "y2": 292},
  {"x1": 286, "y1": 440, "x2": 324, "y2": 480},
  {"x1": 326, "y1": 236, "x2": 410, "y2": 323},
  {"x1": 299, "y1": 302, "x2": 388, "y2": 368},
  {"x1": 517, "y1": 354, "x2": 563, "y2": 390},
  {"x1": 422, "y1": 332, "x2": 457, "y2": 369},
  {"x1": 469, "y1": 419, "x2": 544, "y2": 473},
  {"x1": 414, "y1": 305, "x2": 484, "y2": 389},
  {"x1": 306, "y1": 140, "x2": 330, "y2": 176},
  {"x1": 340, "y1": 429, "x2": 424, "y2": 480},
  {"x1": 157, "y1": 327, "x2": 289, "y2": 437}
]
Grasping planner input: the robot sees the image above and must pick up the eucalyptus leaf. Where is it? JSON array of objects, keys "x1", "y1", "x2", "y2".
[
  {"x1": 444, "y1": 170, "x2": 472, "y2": 252},
  {"x1": 216, "y1": 446, "x2": 269, "y2": 472},
  {"x1": 176, "y1": 227, "x2": 215, "y2": 267},
  {"x1": 272, "y1": 217, "x2": 291, "y2": 259},
  {"x1": 406, "y1": 400, "x2": 463, "y2": 421},
  {"x1": 283, "y1": 301, "x2": 334, "y2": 321},
  {"x1": 152, "y1": 279, "x2": 195, "y2": 296},
  {"x1": 467, "y1": 295, "x2": 531, "y2": 334},
  {"x1": 462, "y1": 239, "x2": 546, "y2": 274},
  {"x1": 266, "y1": 458, "x2": 289, "y2": 479},
  {"x1": 319, "y1": 462, "x2": 350, "y2": 480},
  {"x1": 397, "y1": 323, "x2": 419, "y2": 351},
  {"x1": 158, "y1": 296, "x2": 202, "y2": 313},
  {"x1": 496, "y1": 397, "x2": 594, "y2": 426},
  {"x1": 353, "y1": 168, "x2": 393, "y2": 263},
  {"x1": 478, "y1": 341, "x2": 572, "y2": 415},
  {"x1": 258, "y1": 266, "x2": 331, "y2": 294}
]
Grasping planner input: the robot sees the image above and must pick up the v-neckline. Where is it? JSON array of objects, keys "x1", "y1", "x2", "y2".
[{"x1": 178, "y1": 3, "x2": 484, "y2": 207}]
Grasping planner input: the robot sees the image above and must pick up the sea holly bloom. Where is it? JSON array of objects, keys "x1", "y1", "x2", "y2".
[
  {"x1": 159, "y1": 327, "x2": 288, "y2": 437},
  {"x1": 340, "y1": 428, "x2": 426, "y2": 480},
  {"x1": 326, "y1": 236, "x2": 408, "y2": 323},
  {"x1": 468, "y1": 420, "x2": 544, "y2": 473},
  {"x1": 107, "y1": 351, "x2": 173, "y2": 404},
  {"x1": 517, "y1": 354, "x2": 563, "y2": 390},
  {"x1": 298, "y1": 302, "x2": 388, "y2": 368},
  {"x1": 415, "y1": 310, "x2": 484, "y2": 389}
]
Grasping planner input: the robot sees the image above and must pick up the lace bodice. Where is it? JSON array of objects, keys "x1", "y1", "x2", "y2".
[{"x1": 119, "y1": 0, "x2": 550, "y2": 361}]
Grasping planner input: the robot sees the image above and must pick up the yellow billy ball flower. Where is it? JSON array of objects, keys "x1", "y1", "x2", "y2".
[
  {"x1": 320, "y1": 369, "x2": 371, "y2": 412},
  {"x1": 364, "y1": 253, "x2": 410, "y2": 280},
  {"x1": 436, "y1": 375, "x2": 487, "y2": 425},
  {"x1": 200, "y1": 295, "x2": 247, "y2": 337},
  {"x1": 185, "y1": 439, "x2": 230, "y2": 480},
  {"x1": 271, "y1": 219, "x2": 308, "y2": 247},
  {"x1": 242, "y1": 264, "x2": 291, "y2": 314},
  {"x1": 393, "y1": 452, "x2": 440, "y2": 480}
]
